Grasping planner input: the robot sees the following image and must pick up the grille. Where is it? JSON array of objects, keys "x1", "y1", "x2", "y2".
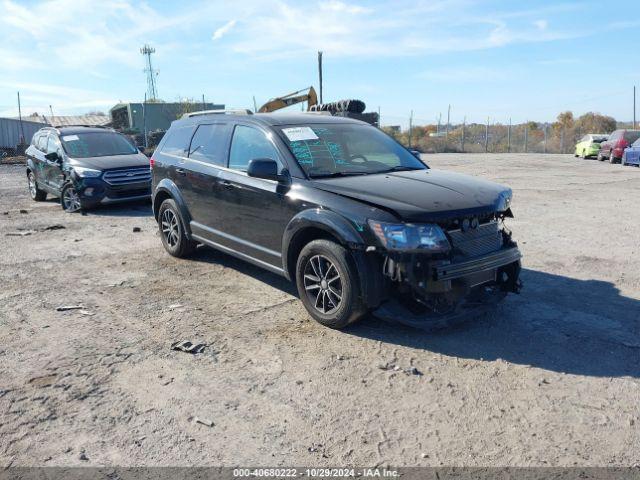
[
  {"x1": 448, "y1": 221, "x2": 503, "y2": 258},
  {"x1": 103, "y1": 167, "x2": 151, "y2": 186}
]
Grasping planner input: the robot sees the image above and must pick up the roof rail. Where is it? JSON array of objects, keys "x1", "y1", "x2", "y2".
[
  {"x1": 301, "y1": 111, "x2": 333, "y2": 116},
  {"x1": 182, "y1": 109, "x2": 253, "y2": 119},
  {"x1": 56, "y1": 124, "x2": 113, "y2": 129}
]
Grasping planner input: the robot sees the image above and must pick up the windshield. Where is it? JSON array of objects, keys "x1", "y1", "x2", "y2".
[
  {"x1": 277, "y1": 124, "x2": 426, "y2": 178},
  {"x1": 592, "y1": 137, "x2": 607, "y2": 143},
  {"x1": 60, "y1": 132, "x2": 137, "y2": 158}
]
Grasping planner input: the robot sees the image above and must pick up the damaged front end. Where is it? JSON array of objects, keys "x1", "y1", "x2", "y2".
[{"x1": 369, "y1": 211, "x2": 522, "y2": 329}]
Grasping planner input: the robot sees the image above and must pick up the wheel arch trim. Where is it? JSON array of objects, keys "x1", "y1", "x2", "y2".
[{"x1": 152, "y1": 179, "x2": 193, "y2": 236}]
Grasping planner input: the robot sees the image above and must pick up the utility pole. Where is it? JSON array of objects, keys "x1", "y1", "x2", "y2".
[
  {"x1": 524, "y1": 121, "x2": 528, "y2": 153},
  {"x1": 507, "y1": 117, "x2": 511, "y2": 153},
  {"x1": 543, "y1": 123, "x2": 548, "y2": 154},
  {"x1": 140, "y1": 44, "x2": 158, "y2": 101},
  {"x1": 436, "y1": 113, "x2": 441, "y2": 134},
  {"x1": 378, "y1": 106, "x2": 381, "y2": 128},
  {"x1": 17, "y1": 92, "x2": 25, "y2": 145},
  {"x1": 634, "y1": 86, "x2": 637, "y2": 129},
  {"x1": 485, "y1": 116, "x2": 489, "y2": 153},
  {"x1": 461, "y1": 116, "x2": 466, "y2": 152},
  {"x1": 408, "y1": 110, "x2": 413, "y2": 148},
  {"x1": 561, "y1": 126, "x2": 565, "y2": 153},
  {"x1": 317, "y1": 51, "x2": 323, "y2": 104},
  {"x1": 142, "y1": 92, "x2": 147, "y2": 149},
  {"x1": 445, "y1": 104, "x2": 450, "y2": 151},
  {"x1": 253, "y1": 96, "x2": 258, "y2": 113},
  {"x1": 202, "y1": 94, "x2": 205, "y2": 111},
  {"x1": 49, "y1": 105, "x2": 54, "y2": 120}
]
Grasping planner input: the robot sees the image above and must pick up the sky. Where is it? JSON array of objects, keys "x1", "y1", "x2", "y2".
[{"x1": 0, "y1": 0, "x2": 638, "y2": 127}]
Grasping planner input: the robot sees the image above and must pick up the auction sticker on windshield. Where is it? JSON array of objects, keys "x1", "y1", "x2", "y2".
[
  {"x1": 62, "y1": 135, "x2": 79, "y2": 141},
  {"x1": 282, "y1": 127, "x2": 318, "y2": 142}
]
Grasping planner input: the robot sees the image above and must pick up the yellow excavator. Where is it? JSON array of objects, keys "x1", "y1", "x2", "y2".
[{"x1": 258, "y1": 86, "x2": 318, "y2": 113}]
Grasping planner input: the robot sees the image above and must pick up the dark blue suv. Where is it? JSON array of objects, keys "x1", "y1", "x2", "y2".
[
  {"x1": 151, "y1": 110, "x2": 522, "y2": 329},
  {"x1": 26, "y1": 126, "x2": 151, "y2": 212}
]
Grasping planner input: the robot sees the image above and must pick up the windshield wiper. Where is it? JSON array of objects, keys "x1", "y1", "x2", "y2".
[
  {"x1": 377, "y1": 166, "x2": 425, "y2": 173},
  {"x1": 309, "y1": 171, "x2": 370, "y2": 178}
]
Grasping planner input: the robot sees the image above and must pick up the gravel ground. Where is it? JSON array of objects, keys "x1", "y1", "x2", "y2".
[{"x1": 0, "y1": 154, "x2": 638, "y2": 467}]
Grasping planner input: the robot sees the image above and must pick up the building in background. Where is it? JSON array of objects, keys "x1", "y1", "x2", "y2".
[{"x1": 110, "y1": 102, "x2": 224, "y2": 134}]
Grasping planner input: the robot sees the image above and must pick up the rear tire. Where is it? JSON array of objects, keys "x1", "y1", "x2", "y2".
[
  {"x1": 158, "y1": 199, "x2": 196, "y2": 258},
  {"x1": 28, "y1": 171, "x2": 47, "y2": 201},
  {"x1": 581, "y1": 149, "x2": 586, "y2": 159},
  {"x1": 597, "y1": 151, "x2": 604, "y2": 161},
  {"x1": 295, "y1": 239, "x2": 366, "y2": 329}
]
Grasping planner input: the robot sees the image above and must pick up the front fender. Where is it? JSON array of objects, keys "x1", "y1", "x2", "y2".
[
  {"x1": 282, "y1": 208, "x2": 365, "y2": 278},
  {"x1": 153, "y1": 178, "x2": 193, "y2": 235}
]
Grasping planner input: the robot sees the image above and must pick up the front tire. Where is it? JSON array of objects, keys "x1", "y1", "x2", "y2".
[
  {"x1": 28, "y1": 171, "x2": 47, "y2": 201},
  {"x1": 597, "y1": 151, "x2": 604, "y2": 162},
  {"x1": 609, "y1": 150, "x2": 617, "y2": 164},
  {"x1": 295, "y1": 239, "x2": 366, "y2": 329},
  {"x1": 60, "y1": 183, "x2": 82, "y2": 212},
  {"x1": 158, "y1": 199, "x2": 196, "y2": 258}
]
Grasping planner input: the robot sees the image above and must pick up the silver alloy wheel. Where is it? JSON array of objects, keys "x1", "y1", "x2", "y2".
[
  {"x1": 161, "y1": 209, "x2": 179, "y2": 248},
  {"x1": 28, "y1": 173, "x2": 37, "y2": 199},
  {"x1": 303, "y1": 254, "x2": 343, "y2": 314},
  {"x1": 62, "y1": 186, "x2": 81, "y2": 212}
]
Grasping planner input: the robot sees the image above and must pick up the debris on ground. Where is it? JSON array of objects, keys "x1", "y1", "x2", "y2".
[
  {"x1": 40, "y1": 225, "x2": 65, "y2": 231},
  {"x1": 194, "y1": 417, "x2": 214, "y2": 427},
  {"x1": 171, "y1": 341, "x2": 206, "y2": 354},
  {"x1": 55, "y1": 305, "x2": 85, "y2": 312},
  {"x1": 132, "y1": 227, "x2": 141, "y2": 233},
  {"x1": 79, "y1": 310, "x2": 95, "y2": 316},
  {"x1": 6, "y1": 231, "x2": 34, "y2": 236},
  {"x1": 19, "y1": 209, "x2": 28, "y2": 214},
  {"x1": 108, "y1": 281, "x2": 126, "y2": 287},
  {"x1": 378, "y1": 363, "x2": 423, "y2": 376},
  {"x1": 78, "y1": 451, "x2": 88, "y2": 461},
  {"x1": 168, "y1": 303, "x2": 184, "y2": 310}
]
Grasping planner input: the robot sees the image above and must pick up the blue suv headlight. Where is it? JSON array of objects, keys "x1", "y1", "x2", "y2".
[
  {"x1": 73, "y1": 166, "x2": 102, "y2": 178},
  {"x1": 368, "y1": 220, "x2": 450, "y2": 252}
]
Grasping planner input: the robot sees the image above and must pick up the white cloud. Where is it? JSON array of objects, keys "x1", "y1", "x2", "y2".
[
  {"x1": 319, "y1": 1, "x2": 370, "y2": 14},
  {"x1": 213, "y1": 19, "x2": 237, "y2": 41},
  {"x1": 534, "y1": 19, "x2": 548, "y2": 30}
]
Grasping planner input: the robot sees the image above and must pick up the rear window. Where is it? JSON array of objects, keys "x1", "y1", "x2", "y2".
[
  {"x1": 160, "y1": 125, "x2": 195, "y2": 157},
  {"x1": 61, "y1": 132, "x2": 137, "y2": 158},
  {"x1": 623, "y1": 131, "x2": 640, "y2": 143}
]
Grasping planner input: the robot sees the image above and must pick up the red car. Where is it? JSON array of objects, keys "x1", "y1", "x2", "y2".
[{"x1": 598, "y1": 129, "x2": 640, "y2": 164}]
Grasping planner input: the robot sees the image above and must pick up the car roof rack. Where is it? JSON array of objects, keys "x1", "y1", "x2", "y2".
[
  {"x1": 57, "y1": 124, "x2": 113, "y2": 129},
  {"x1": 182, "y1": 109, "x2": 253, "y2": 119}
]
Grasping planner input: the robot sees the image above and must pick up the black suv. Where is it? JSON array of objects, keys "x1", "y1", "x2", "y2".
[
  {"x1": 26, "y1": 126, "x2": 151, "y2": 212},
  {"x1": 151, "y1": 111, "x2": 522, "y2": 329}
]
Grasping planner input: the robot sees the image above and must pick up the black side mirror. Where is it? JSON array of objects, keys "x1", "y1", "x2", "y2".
[
  {"x1": 247, "y1": 158, "x2": 281, "y2": 181},
  {"x1": 45, "y1": 152, "x2": 61, "y2": 163},
  {"x1": 138, "y1": 146, "x2": 145, "y2": 153}
]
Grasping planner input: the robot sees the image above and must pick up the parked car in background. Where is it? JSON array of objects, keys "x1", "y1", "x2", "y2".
[
  {"x1": 597, "y1": 129, "x2": 640, "y2": 164},
  {"x1": 151, "y1": 111, "x2": 522, "y2": 330},
  {"x1": 574, "y1": 134, "x2": 607, "y2": 159},
  {"x1": 25, "y1": 126, "x2": 151, "y2": 212},
  {"x1": 621, "y1": 138, "x2": 640, "y2": 166}
]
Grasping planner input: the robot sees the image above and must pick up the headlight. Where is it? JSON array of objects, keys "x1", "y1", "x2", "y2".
[
  {"x1": 368, "y1": 220, "x2": 450, "y2": 252},
  {"x1": 496, "y1": 189, "x2": 512, "y2": 211},
  {"x1": 73, "y1": 166, "x2": 102, "y2": 178}
]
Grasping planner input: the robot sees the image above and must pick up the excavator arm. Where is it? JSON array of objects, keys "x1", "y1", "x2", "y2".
[{"x1": 258, "y1": 86, "x2": 318, "y2": 113}]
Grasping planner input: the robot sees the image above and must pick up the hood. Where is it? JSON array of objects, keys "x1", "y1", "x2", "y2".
[
  {"x1": 68, "y1": 153, "x2": 150, "y2": 170},
  {"x1": 312, "y1": 169, "x2": 512, "y2": 222}
]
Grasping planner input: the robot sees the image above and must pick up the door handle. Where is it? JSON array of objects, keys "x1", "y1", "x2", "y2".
[
  {"x1": 175, "y1": 167, "x2": 186, "y2": 176},
  {"x1": 220, "y1": 180, "x2": 237, "y2": 189}
]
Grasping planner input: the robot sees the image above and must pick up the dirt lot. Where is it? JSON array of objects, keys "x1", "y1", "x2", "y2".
[{"x1": 1, "y1": 154, "x2": 638, "y2": 467}]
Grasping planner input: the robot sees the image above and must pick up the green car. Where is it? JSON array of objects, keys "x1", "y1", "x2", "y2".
[{"x1": 574, "y1": 134, "x2": 608, "y2": 159}]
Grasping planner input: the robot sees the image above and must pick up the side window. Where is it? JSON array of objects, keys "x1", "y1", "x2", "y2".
[
  {"x1": 46, "y1": 135, "x2": 61, "y2": 154},
  {"x1": 610, "y1": 131, "x2": 621, "y2": 141},
  {"x1": 31, "y1": 133, "x2": 39, "y2": 147},
  {"x1": 228, "y1": 125, "x2": 280, "y2": 172},
  {"x1": 36, "y1": 133, "x2": 48, "y2": 152},
  {"x1": 188, "y1": 123, "x2": 231, "y2": 166},
  {"x1": 160, "y1": 125, "x2": 194, "y2": 157}
]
